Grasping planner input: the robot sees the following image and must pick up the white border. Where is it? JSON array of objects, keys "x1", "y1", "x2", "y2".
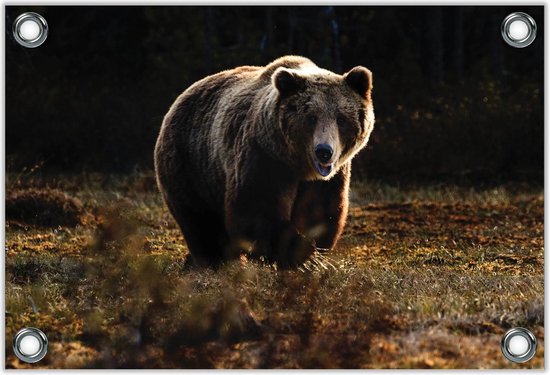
[{"x1": 1, "y1": 2, "x2": 547, "y2": 374}]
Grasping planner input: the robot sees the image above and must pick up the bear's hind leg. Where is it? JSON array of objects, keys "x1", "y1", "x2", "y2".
[{"x1": 169, "y1": 204, "x2": 230, "y2": 268}]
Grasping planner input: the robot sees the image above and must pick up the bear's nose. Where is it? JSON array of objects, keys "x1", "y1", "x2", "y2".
[{"x1": 314, "y1": 144, "x2": 333, "y2": 163}]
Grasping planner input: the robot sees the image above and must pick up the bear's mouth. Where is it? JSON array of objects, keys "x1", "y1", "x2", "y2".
[{"x1": 314, "y1": 160, "x2": 333, "y2": 177}]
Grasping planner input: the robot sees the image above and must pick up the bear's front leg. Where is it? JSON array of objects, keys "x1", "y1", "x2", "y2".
[
  {"x1": 224, "y1": 171, "x2": 316, "y2": 268},
  {"x1": 292, "y1": 162, "x2": 351, "y2": 250}
]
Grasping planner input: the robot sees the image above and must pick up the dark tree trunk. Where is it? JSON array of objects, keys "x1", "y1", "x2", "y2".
[
  {"x1": 261, "y1": 7, "x2": 274, "y2": 57},
  {"x1": 426, "y1": 7, "x2": 444, "y2": 84},
  {"x1": 287, "y1": 8, "x2": 296, "y2": 51},
  {"x1": 203, "y1": 7, "x2": 216, "y2": 73},
  {"x1": 453, "y1": 7, "x2": 464, "y2": 82},
  {"x1": 326, "y1": 6, "x2": 343, "y2": 72},
  {"x1": 490, "y1": 12, "x2": 504, "y2": 80}
]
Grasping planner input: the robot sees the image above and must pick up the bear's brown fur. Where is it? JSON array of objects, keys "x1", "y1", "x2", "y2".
[{"x1": 154, "y1": 56, "x2": 375, "y2": 267}]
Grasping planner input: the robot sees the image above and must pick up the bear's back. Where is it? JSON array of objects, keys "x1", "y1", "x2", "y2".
[
  {"x1": 180, "y1": 56, "x2": 316, "y2": 104},
  {"x1": 259, "y1": 55, "x2": 317, "y2": 80}
]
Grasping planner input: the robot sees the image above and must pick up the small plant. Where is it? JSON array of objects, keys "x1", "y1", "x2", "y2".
[{"x1": 6, "y1": 188, "x2": 88, "y2": 227}]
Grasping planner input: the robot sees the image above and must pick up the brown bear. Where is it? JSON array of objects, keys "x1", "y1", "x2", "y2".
[{"x1": 154, "y1": 56, "x2": 375, "y2": 268}]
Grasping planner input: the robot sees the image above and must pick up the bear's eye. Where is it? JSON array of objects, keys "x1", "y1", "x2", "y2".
[
  {"x1": 307, "y1": 114, "x2": 317, "y2": 126},
  {"x1": 336, "y1": 114, "x2": 347, "y2": 126}
]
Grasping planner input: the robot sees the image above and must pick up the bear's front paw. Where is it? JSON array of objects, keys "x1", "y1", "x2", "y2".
[{"x1": 276, "y1": 233, "x2": 316, "y2": 269}]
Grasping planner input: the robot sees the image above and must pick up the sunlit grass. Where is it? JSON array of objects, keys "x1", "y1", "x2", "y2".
[{"x1": 4, "y1": 173, "x2": 544, "y2": 369}]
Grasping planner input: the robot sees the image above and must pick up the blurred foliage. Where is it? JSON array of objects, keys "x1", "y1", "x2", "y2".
[{"x1": 6, "y1": 6, "x2": 543, "y2": 183}]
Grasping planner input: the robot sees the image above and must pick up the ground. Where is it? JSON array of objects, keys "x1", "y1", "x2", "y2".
[{"x1": 5, "y1": 173, "x2": 544, "y2": 369}]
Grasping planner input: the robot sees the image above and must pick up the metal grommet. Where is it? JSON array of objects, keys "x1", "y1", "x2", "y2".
[
  {"x1": 501, "y1": 327, "x2": 537, "y2": 363},
  {"x1": 12, "y1": 12, "x2": 48, "y2": 48},
  {"x1": 501, "y1": 12, "x2": 537, "y2": 48},
  {"x1": 13, "y1": 327, "x2": 48, "y2": 363}
]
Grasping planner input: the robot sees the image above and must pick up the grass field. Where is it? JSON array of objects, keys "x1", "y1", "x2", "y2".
[{"x1": 5, "y1": 173, "x2": 544, "y2": 369}]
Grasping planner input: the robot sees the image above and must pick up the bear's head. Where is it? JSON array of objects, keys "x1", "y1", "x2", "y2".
[{"x1": 272, "y1": 65, "x2": 375, "y2": 181}]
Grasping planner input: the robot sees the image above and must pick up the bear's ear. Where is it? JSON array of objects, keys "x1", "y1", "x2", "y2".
[
  {"x1": 272, "y1": 67, "x2": 305, "y2": 96},
  {"x1": 344, "y1": 66, "x2": 372, "y2": 99}
]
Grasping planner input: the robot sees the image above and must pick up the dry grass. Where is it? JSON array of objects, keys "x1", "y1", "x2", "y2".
[{"x1": 5, "y1": 173, "x2": 544, "y2": 369}]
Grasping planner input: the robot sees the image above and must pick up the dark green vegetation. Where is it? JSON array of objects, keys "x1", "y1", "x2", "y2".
[
  {"x1": 5, "y1": 174, "x2": 543, "y2": 369},
  {"x1": 6, "y1": 6, "x2": 543, "y2": 183}
]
